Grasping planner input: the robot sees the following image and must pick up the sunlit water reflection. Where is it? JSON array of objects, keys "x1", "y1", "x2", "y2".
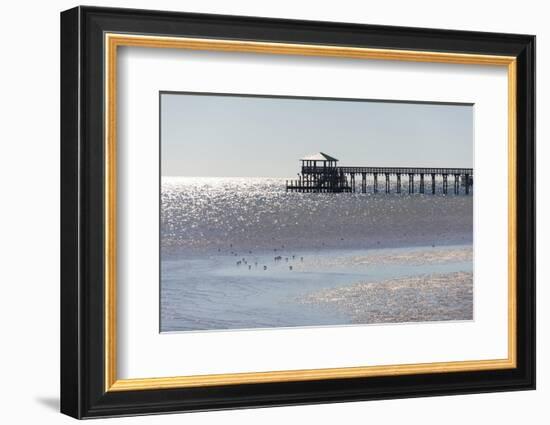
[{"x1": 161, "y1": 177, "x2": 473, "y2": 332}]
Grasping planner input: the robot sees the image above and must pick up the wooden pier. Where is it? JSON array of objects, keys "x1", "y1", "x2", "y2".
[{"x1": 286, "y1": 153, "x2": 473, "y2": 195}]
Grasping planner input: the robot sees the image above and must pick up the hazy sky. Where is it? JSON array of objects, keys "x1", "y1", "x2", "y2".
[{"x1": 161, "y1": 92, "x2": 473, "y2": 177}]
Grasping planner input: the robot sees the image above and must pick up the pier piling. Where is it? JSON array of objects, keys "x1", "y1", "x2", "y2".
[{"x1": 408, "y1": 173, "x2": 414, "y2": 194}]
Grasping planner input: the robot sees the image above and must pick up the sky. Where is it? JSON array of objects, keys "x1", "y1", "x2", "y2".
[{"x1": 161, "y1": 92, "x2": 473, "y2": 178}]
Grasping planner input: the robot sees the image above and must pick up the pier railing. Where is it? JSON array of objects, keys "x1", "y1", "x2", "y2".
[{"x1": 302, "y1": 166, "x2": 473, "y2": 175}]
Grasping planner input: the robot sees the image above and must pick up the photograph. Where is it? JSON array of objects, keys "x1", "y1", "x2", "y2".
[{"x1": 160, "y1": 92, "x2": 474, "y2": 332}]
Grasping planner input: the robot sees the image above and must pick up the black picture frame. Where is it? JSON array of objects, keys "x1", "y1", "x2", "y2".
[{"x1": 61, "y1": 5, "x2": 535, "y2": 419}]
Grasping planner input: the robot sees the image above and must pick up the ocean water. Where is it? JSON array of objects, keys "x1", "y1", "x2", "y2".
[{"x1": 161, "y1": 177, "x2": 473, "y2": 332}]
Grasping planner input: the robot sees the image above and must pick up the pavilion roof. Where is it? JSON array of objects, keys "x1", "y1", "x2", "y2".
[{"x1": 300, "y1": 152, "x2": 339, "y2": 162}]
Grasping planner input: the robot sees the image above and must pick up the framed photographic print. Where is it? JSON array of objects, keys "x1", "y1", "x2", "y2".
[{"x1": 60, "y1": 6, "x2": 535, "y2": 419}]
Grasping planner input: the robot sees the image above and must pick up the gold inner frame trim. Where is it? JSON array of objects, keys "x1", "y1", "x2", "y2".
[{"x1": 104, "y1": 33, "x2": 518, "y2": 392}]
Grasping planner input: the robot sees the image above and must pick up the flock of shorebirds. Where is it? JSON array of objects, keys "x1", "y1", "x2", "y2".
[{"x1": 219, "y1": 244, "x2": 304, "y2": 271}]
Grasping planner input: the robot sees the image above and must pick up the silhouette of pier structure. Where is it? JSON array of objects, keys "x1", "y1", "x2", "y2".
[{"x1": 285, "y1": 152, "x2": 473, "y2": 195}]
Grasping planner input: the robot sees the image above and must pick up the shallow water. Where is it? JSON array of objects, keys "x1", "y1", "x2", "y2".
[
  {"x1": 161, "y1": 177, "x2": 473, "y2": 332},
  {"x1": 161, "y1": 245, "x2": 473, "y2": 332}
]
